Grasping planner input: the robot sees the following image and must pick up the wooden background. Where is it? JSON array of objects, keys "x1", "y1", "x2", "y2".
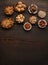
[{"x1": 0, "y1": 0, "x2": 48, "y2": 65}]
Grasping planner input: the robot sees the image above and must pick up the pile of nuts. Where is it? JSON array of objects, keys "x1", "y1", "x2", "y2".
[
  {"x1": 14, "y1": 1, "x2": 27, "y2": 12},
  {"x1": 4, "y1": 6, "x2": 14, "y2": 15},
  {"x1": 1, "y1": 18, "x2": 14, "y2": 29},
  {"x1": 16, "y1": 14, "x2": 25, "y2": 23},
  {"x1": 0, "y1": 1, "x2": 47, "y2": 31},
  {"x1": 29, "y1": 16, "x2": 37, "y2": 24}
]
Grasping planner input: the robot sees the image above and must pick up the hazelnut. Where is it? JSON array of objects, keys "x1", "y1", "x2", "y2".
[{"x1": 16, "y1": 14, "x2": 25, "y2": 23}]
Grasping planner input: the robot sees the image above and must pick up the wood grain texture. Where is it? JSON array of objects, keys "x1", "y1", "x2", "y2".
[{"x1": 0, "y1": 0, "x2": 48, "y2": 65}]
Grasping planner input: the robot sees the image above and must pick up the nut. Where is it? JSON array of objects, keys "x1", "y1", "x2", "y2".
[
  {"x1": 14, "y1": 1, "x2": 27, "y2": 12},
  {"x1": 16, "y1": 14, "x2": 25, "y2": 23}
]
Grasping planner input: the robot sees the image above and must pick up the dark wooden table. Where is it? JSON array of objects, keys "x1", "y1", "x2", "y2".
[{"x1": 0, "y1": 0, "x2": 48, "y2": 65}]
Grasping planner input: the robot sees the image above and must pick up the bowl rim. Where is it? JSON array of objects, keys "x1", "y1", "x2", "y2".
[
  {"x1": 28, "y1": 4, "x2": 38, "y2": 14},
  {"x1": 23, "y1": 22, "x2": 32, "y2": 31},
  {"x1": 38, "y1": 19, "x2": 47, "y2": 28}
]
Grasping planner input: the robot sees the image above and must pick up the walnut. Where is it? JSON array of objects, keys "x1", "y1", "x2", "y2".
[
  {"x1": 29, "y1": 16, "x2": 37, "y2": 24},
  {"x1": 1, "y1": 18, "x2": 14, "y2": 29},
  {"x1": 4, "y1": 6, "x2": 14, "y2": 15}
]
